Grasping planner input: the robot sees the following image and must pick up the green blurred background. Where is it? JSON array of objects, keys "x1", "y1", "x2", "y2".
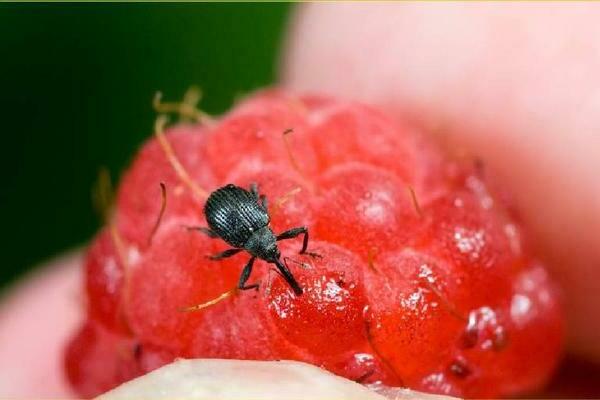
[{"x1": 0, "y1": 3, "x2": 292, "y2": 287}]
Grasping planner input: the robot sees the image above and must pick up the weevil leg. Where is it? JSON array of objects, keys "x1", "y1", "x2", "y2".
[
  {"x1": 208, "y1": 247, "x2": 242, "y2": 260},
  {"x1": 185, "y1": 226, "x2": 219, "y2": 238},
  {"x1": 276, "y1": 226, "x2": 309, "y2": 254},
  {"x1": 238, "y1": 256, "x2": 259, "y2": 291}
]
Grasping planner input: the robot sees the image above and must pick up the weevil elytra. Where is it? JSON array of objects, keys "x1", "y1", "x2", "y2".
[{"x1": 190, "y1": 183, "x2": 310, "y2": 295}]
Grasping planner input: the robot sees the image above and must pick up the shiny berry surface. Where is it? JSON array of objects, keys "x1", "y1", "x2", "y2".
[{"x1": 65, "y1": 90, "x2": 563, "y2": 398}]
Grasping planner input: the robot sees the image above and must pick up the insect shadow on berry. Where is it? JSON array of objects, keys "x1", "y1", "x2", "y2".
[{"x1": 186, "y1": 183, "x2": 316, "y2": 297}]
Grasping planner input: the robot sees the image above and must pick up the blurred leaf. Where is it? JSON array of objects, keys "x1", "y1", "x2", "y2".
[{"x1": 0, "y1": 3, "x2": 291, "y2": 286}]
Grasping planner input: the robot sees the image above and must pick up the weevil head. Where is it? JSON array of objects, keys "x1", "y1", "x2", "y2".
[{"x1": 244, "y1": 226, "x2": 279, "y2": 261}]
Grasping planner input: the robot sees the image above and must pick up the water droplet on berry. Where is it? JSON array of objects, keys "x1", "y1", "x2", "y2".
[
  {"x1": 453, "y1": 227, "x2": 486, "y2": 262},
  {"x1": 461, "y1": 307, "x2": 508, "y2": 351},
  {"x1": 363, "y1": 304, "x2": 370, "y2": 318},
  {"x1": 270, "y1": 292, "x2": 294, "y2": 319},
  {"x1": 511, "y1": 294, "x2": 533, "y2": 325},
  {"x1": 400, "y1": 288, "x2": 427, "y2": 315},
  {"x1": 323, "y1": 278, "x2": 345, "y2": 304},
  {"x1": 418, "y1": 263, "x2": 436, "y2": 284},
  {"x1": 420, "y1": 372, "x2": 461, "y2": 396},
  {"x1": 354, "y1": 352, "x2": 375, "y2": 364}
]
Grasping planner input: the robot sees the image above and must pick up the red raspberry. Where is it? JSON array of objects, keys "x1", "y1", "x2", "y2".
[{"x1": 65, "y1": 90, "x2": 563, "y2": 398}]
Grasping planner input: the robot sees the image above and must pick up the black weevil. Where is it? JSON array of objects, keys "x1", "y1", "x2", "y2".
[{"x1": 190, "y1": 183, "x2": 309, "y2": 295}]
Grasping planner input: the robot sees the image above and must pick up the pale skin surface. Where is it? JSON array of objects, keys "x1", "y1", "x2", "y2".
[
  {"x1": 283, "y1": 2, "x2": 600, "y2": 360},
  {"x1": 1, "y1": 3, "x2": 599, "y2": 397}
]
